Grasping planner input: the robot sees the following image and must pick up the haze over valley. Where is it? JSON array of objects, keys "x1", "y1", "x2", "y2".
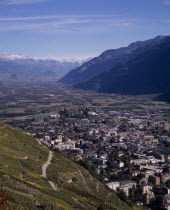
[{"x1": 0, "y1": 0, "x2": 170, "y2": 209}]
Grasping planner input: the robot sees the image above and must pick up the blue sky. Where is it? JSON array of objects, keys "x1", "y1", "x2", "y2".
[{"x1": 0, "y1": 0, "x2": 170, "y2": 58}]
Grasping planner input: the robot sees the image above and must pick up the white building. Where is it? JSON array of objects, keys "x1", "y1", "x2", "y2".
[
  {"x1": 44, "y1": 136, "x2": 50, "y2": 141},
  {"x1": 141, "y1": 184, "x2": 153, "y2": 194},
  {"x1": 55, "y1": 140, "x2": 75, "y2": 151},
  {"x1": 107, "y1": 182, "x2": 120, "y2": 191}
]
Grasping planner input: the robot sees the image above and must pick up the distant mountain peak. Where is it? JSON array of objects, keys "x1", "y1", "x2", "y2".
[
  {"x1": 0, "y1": 52, "x2": 36, "y2": 60},
  {"x1": 0, "y1": 52, "x2": 92, "y2": 64},
  {"x1": 46, "y1": 56, "x2": 92, "y2": 64}
]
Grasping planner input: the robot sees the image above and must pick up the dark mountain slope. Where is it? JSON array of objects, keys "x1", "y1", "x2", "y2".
[
  {"x1": 156, "y1": 90, "x2": 170, "y2": 103},
  {"x1": 75, "y1": 36, "x2": 170, "y2": 95},
  {"x1": 59, "y1": 36, "x2": 166, "y2": 85}
]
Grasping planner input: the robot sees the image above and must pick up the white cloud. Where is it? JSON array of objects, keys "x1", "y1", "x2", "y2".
[
  {"x1": 0, "y1": 14, "x2": 121, "y2": 22},
  {"x1": 0, "y1": 16, "x2": 56, "y2": 21},
  {"x1": 163, "y1": 0, "x2": 170, "y2": 5},
  {"x1": 165, "y1": 20, "x2": 170, "y2": 22},
  {"x1": 0, "y1": 14, "x2": 135, "y2": 34},
  {"x1": 0, "y1": 0, "x2": 49, "y2": 6}
]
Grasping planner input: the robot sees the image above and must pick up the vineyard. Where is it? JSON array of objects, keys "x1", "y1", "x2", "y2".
[{"x1": 0, "y1": 122, "x2": 139, "y2": 209}]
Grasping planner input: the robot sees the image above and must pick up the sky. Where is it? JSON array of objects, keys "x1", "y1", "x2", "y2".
[{"x1": 0, "y1": 0, "x2": 170, "y2": 59}]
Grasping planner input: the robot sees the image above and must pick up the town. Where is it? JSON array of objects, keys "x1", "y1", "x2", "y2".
[{"x1": 0, "y1": 82, "x2": 170, "y2": 209}]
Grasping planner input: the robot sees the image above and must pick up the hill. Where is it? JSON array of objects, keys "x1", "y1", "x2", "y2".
[
  {"x1": 58, "y1": 36, "x2": 166, "y2": 85},
  {"x1": 0, "y1": 121, "x2": 136, "y2": 209},
  {"x1": 75, "y1": 36, "x2": 170, "y2": 95}
]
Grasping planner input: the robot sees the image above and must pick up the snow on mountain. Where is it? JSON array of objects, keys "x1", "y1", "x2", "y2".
[
  {"x1": 0, "y1": 52, "x2": 92, "y2": 82},
  {"x1": 0, "y1": 52, "x2": 91, "y2": 64}
]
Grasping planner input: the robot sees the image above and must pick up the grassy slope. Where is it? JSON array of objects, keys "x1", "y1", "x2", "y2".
[{"x1": 0, "y1": 122, "x2": 138, "y2": 209}]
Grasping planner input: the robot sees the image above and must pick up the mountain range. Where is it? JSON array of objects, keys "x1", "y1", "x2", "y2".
[
  {"x1": 59, "y1": 35, "x2": 166, "y2": 85},
  {"x1": 0, "y1": 53, "x2": 90, "y2": 82},
  {"x1": 74, "y1": 36, "x2": 170, "y2": 96},
  {"x1": 58, "y1": 35, "x2": 170, "y2": 103}
]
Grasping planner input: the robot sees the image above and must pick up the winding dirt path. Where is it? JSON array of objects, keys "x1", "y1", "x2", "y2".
[
  {"x1": 41, "y1": 150, "x2": 58, "y2": 191},
  {"x1": 42, "y1": 150, "x2": 53, "y2": 178}
]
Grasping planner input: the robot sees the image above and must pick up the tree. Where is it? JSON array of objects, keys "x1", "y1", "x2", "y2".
[
  {"x1": 150, "y1": 195, "x2": 163, "y2": 210},
  {"x1": 129, "y1": 186, "x2": 135, "y2": 201},
  {"x1": 117, "y1": 190, "x2": 128, "y2": 203},
  {"x1": 166, "y1": 179, "x2": 170, "y2": 188},
  {"x1": 97, "y1": 204, "x2": 105, "y2": 210},
  {"x1": 134, "y1": 188, "x2": 143, "y2": 201}
]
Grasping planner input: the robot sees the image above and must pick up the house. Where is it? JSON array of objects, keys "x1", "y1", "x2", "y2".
[
  {"x1": 44, "y1": 136, "x2": 50, "y2": 141},
  {"x1": 107, "y1": 182, "x2": 120, "y2": 191},
  {"x1": 109, "y1": 160, "x2": 124, "y2": 169},
  {"x1": 119, "y1": 186, "x2": 129, "y2": 196},
  {"x1": 140, "y1": 166, "x2": 163, "y2": 173},
  {"x1": 65, "y1": 118, "x2": 77, "y2": 123},
  {"x1": 117, "y1": 161, "x2": 124, "y2": 169},
  {"x1": 88, "y1": 111, "x2": 98, "y2": 116},
  {"x1": 143, "y1": 191, "x2": 155, "y2": 205},
  {"x1": 119, "y1": 181, "x2": 137, "y2": 196},
  {"x1": 162, "y1": 195, "x2": 170, "y2": 210},
  {"x1": 130, "y1": 158, "x2": 149, "y2": 165},
  {"x1": 141, "y1": 184, "x2": 153, "y2": 194},
  {"x1": 164, "y1": 123, "x2": 170, "y2": 132},
  {"x1": 149, "y1": 176, "x2": 160, "y2": 185},
  {"x1": 92, "y1": 157, "x2": 107, "y2": 165},
  {"x1": 118, "y1": 151, "x2": 124, "y2": 157},
  {"x1": 55, "y1": 140, "x2": 75, "y2": 151},
  {"x1": 162, "y1": 173, "x2": 170, "y2": 184}
]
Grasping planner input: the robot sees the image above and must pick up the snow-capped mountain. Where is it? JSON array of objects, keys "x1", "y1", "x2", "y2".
[{"x1": 0, "y1": 52, "x2": 92, "y2": 82}]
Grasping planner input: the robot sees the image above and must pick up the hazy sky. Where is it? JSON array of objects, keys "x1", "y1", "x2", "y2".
[{"x1": 0, "y1": 0, "x2": 170, "y2": 58}]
